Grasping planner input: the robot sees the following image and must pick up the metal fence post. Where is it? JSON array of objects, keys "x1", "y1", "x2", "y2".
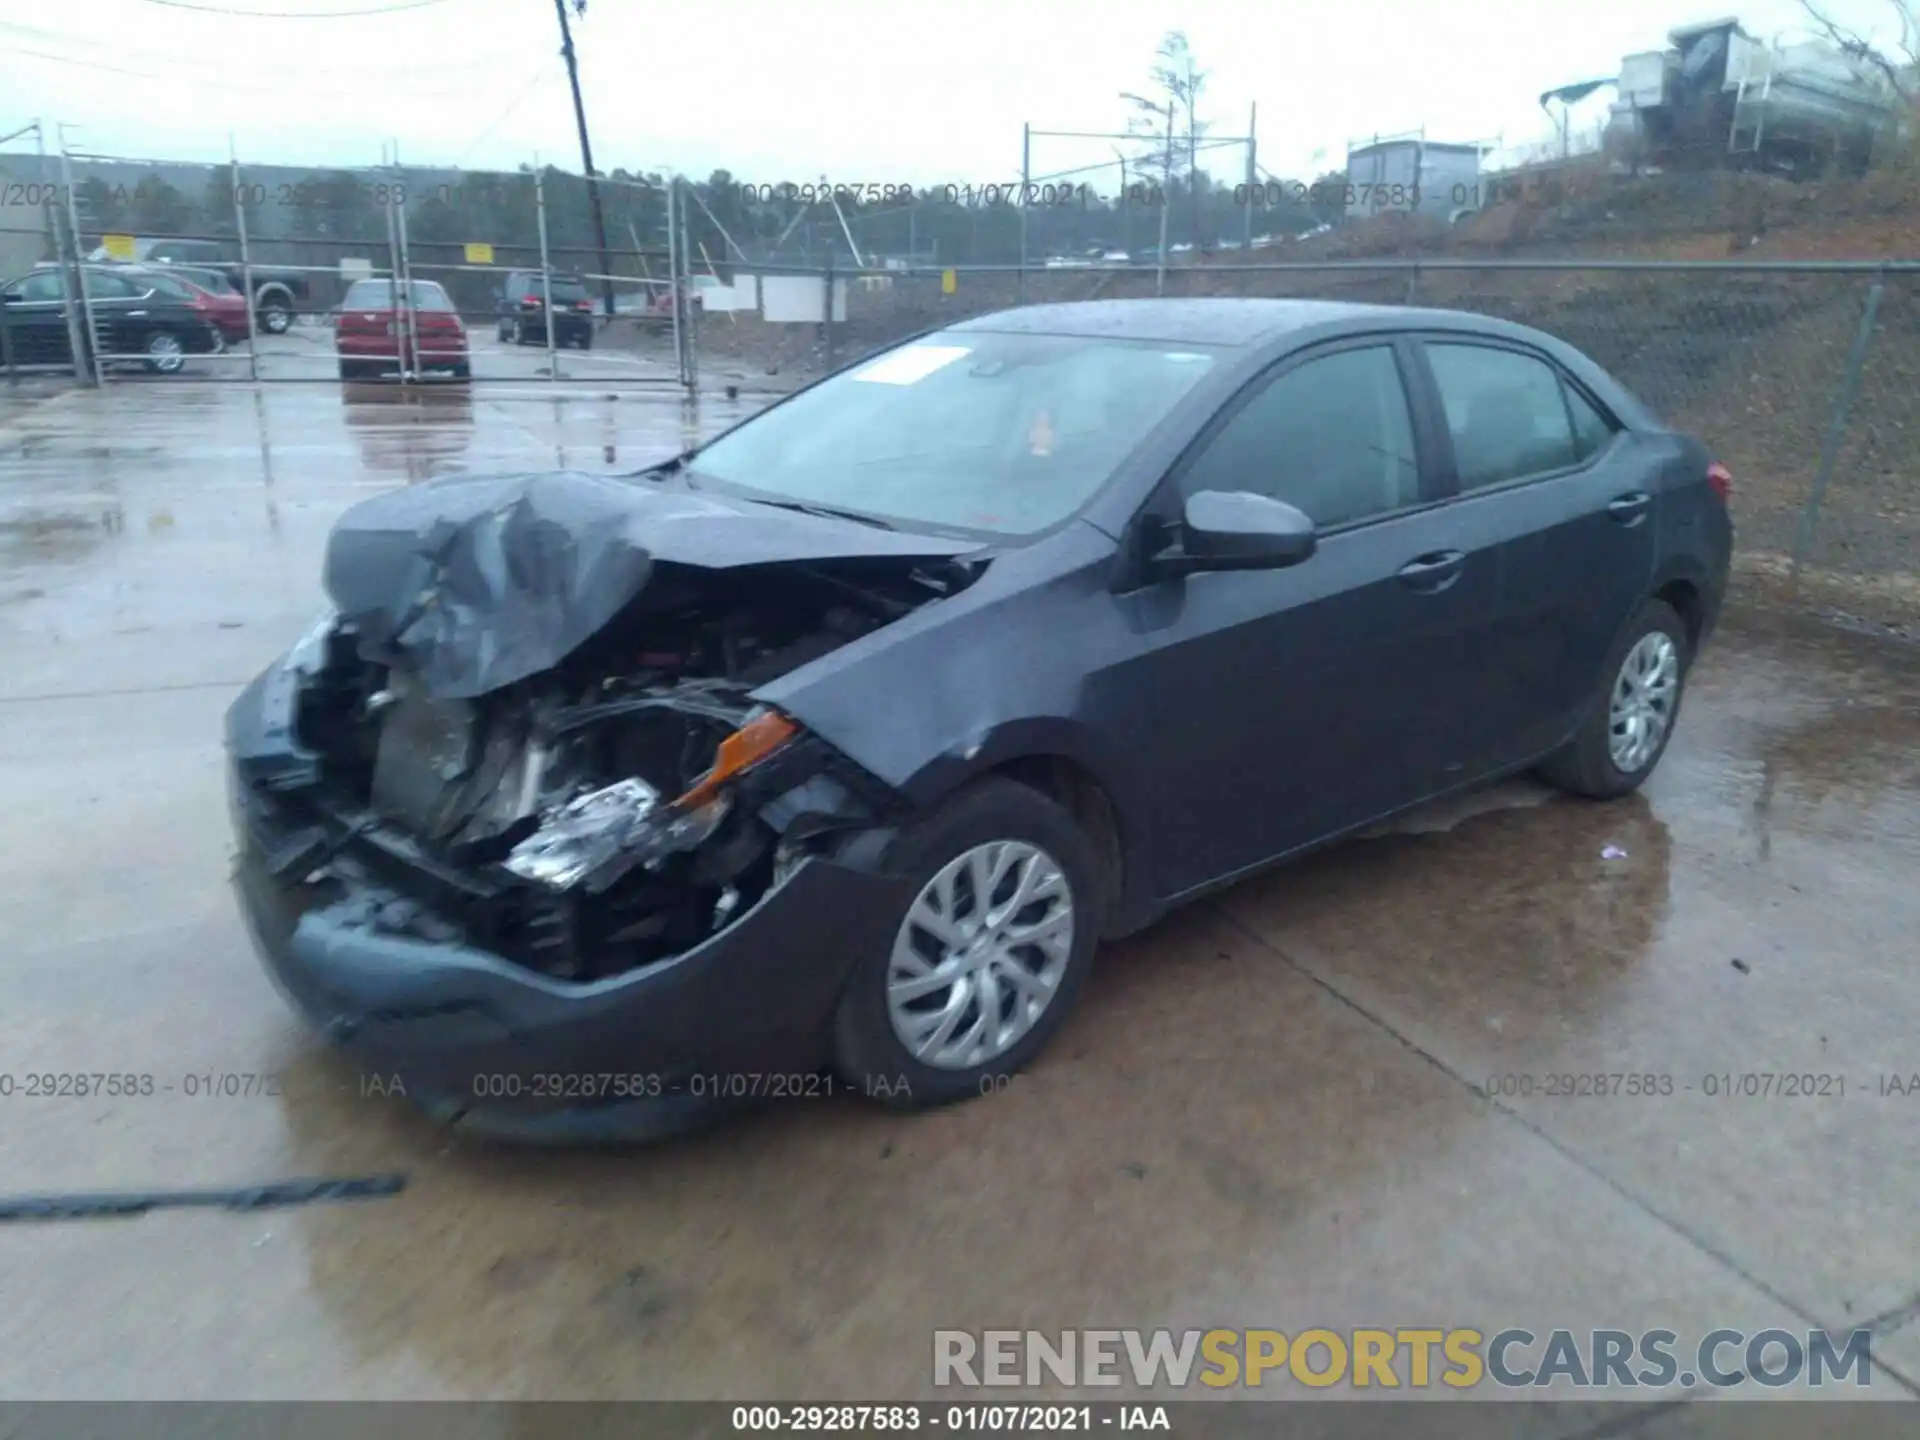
[
  {"x1": 535, "y1": 166, "x2": 557, "y2": 385},
  {"x1": 823, "y1": 252, "x2": 836, "y2": 372},
  {"x1": 1018, "y1": 121, "x2": 1030, "y2": 305},
  {"x1": 393, "y1": 155, "x2": 419, "y2": 385},
  {"x1": 57, "y1": 145, "x2": 100, "y2": 386},
  {"x1": 679, "y1": 179, "x2": 699, "y2": 397},
  {"x1": 380, "y1": 143, "x2": 404, "y2": 382},
  {"x1": 230, "y1": 138, "x2": 260, "y2": 382},
  {"x1": 1791, "y1": 272, "x2": 1885, "y2": 587},
  {"x1": 664, "y1": 176, "x2": 685, "y2": 392},
  {"x1": 1404, "y1": 263, "x2": 1420, "y2": 306}
]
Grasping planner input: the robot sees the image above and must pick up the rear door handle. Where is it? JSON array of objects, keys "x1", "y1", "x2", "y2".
[
  {"x1": 1607, "y1": 492, "x2": 1651, "y2": 524},
  {"x1": 1397, "y1": 549, "x2": 1466, "y2": 592}
]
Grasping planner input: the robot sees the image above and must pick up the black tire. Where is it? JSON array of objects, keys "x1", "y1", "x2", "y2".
[
  {"x1": 832, "y1": 777, "x2": 1104, "y2": 1110},
  {"x1": 1539, "y1": 598, "x2": 1690, "y2": 800},
  {"x1": 496, "y1": 319, "x2": 509, "y2": 341},
  {"x1": 449, "y1": 361, "x2": 470, "y2": 381},
  {"x1": 577, "y1": 329, "x2": 593, "y2": 351},
  {"x1": 257, "y1": 295, "x2": 293, "y2": 335},
  {"x1": 338, "y1": 359, "x2": 366, "y2": 382},
  {"x1": 509, "y1": 318, "x2": 524, "y2": 346},
  {"x1": 142, "y1": 329, "x2": 186, "y2": 375}
]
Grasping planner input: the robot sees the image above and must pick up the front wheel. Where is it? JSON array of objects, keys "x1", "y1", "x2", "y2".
[
  {"x1": 833, "y1": 778, "x2": 1103, "y2": 1110},
  {"x1": 1539, "y1": 598, "x2": 1690, "y2": 799}
]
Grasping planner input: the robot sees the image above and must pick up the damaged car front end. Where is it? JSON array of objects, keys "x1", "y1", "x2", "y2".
[{"x1": 227, "y1": 470, "x2": 981, "y2": 1140}]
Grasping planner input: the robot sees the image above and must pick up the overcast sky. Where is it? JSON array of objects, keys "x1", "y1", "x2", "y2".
[{"x1": 3, "y1": 0, "x2": 1908, "y2": 184}]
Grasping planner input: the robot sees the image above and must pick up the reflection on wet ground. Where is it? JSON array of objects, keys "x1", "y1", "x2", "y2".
[{"x1": 0, "y1": 383, "x2": 1917, "y2": 1407}]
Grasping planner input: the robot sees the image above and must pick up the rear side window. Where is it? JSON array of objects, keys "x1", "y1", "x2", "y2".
[
  {"x1": 83, "y1": 272, "x2": 139, "y2": 299},
  {"x1": 1179, "y1": 345, "x2": 1420, "y2": 529},
  {"x1": 1426, "y1": 343, "x2": 1612, "y2": 489},
  {"x1": 141, "y1": 273, "x2": 199, "y2": 301}
]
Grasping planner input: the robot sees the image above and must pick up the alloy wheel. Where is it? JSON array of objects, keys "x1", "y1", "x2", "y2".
[
  {"x1": 146, "y1": 332, "x2": 184, "y2": 373},
  {"x1": 1608, "y1": 631, "x2": 1679, "y2": 773},
  {"x1": 886, "y1": 840, "x2": 1075, "y2": 1070}
]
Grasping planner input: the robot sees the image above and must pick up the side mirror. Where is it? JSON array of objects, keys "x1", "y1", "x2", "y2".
[{"x1": 1153, "y1": 490, "x2": 1316, "y2": 578}]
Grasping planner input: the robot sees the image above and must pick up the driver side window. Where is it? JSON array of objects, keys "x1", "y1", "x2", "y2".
[
  {"x1": 1178, "y1": 345, "x2": 1420, "y2": 528},
  {"x1": 16, "y1": 272, "x2": 65, "y2": 302}
]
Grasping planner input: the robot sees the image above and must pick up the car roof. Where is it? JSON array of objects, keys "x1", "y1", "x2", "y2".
[{"x1": 947, "y1": 297, "x2": 1547, "y2": 349}]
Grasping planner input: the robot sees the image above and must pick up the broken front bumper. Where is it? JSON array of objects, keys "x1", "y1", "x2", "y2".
[{"x1": 225, "y1": 660, "x2": 910, "y2": 1143}]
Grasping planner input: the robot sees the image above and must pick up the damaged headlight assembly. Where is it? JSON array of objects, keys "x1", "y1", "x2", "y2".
[
  {"x1": 285, "y1": 602, "x2": 340, "y2": 677},
  {"x1": 503, "y1": 709, "x2": 802, "y2": 895}
]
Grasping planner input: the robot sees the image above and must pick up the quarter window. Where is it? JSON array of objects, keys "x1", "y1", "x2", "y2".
[
  {"x1": 1179, "y1": 345, "x2": 1420, "y2": 528},
  {"x1": 1427, "y1": 342, "x2": 1612, "y2": 489}
]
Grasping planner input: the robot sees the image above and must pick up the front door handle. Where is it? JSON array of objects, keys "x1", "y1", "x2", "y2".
[
  {"x1": 1397, "y1": 549, "x2": 1466, "y2": 592},
  {"x1": 1607, "y1": 492, "x2": 1651, "y2": 524}
]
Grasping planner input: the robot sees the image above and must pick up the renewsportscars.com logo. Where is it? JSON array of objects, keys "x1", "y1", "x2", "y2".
[{"x1": 932, "y1": 1327, "x2": 1876, "y2": 1391}]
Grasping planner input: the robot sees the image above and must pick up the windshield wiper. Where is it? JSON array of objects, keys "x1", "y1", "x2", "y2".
[
  {"x1": 742, "y1": 496, "x2": 896, "y2": 531},
  {"x1": 634, "y1": 454, "x2": 694, "y2": 481}
]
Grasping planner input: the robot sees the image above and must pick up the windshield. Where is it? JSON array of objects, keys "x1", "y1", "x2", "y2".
[
  {"x1": 342, "y1": 279, "x2": 454, "y2": 311},
  {"x1": 685, "y1": 332, "x2": 1219, "y2": 537}
]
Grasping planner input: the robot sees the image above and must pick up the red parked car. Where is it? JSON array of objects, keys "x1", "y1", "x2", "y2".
[
  {"x1": 334, "y1": 278, "x2": 470, "y2": 381},
  {"x1": 130, "y1": 267, "x2": 252, "y2": 348}
]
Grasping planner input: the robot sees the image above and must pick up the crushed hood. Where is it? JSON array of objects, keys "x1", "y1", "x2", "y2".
[{"x1": 322, "y1": 470, "x2": 977, "y2": 699}]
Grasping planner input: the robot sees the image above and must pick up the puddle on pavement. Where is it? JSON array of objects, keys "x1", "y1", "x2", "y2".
[{"x1": 341, "y1": 387, "x2": 477, "y2": 482}]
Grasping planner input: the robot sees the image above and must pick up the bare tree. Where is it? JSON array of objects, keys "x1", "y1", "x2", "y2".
[
  {"x1": 1800, "y1": 0, "x2": 1918, "y2": 101},
  {"x1": 1122, "y1": 31, "x2": 1210, "y2": 245}
]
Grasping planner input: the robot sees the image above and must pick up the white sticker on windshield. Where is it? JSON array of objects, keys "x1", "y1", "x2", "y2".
[{"x1": 851, "y1": 344, "x2": 972, "y2": 385}]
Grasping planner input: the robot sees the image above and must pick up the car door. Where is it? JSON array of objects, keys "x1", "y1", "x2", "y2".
[
  {"x1": 1414, "y1": 338, "x2": 1660, "y2": 766},
  {"x1": 1104, "y1": 337, "x2": 1507, "y2": 902},
  {"x1": 1, "y1": 272, "x2": 72, "y2": 365},
  {"x1": 78, "y1": 270, "x2": 145, "y2": 359}
]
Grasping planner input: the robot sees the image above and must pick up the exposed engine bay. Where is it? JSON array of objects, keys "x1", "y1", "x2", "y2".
[{"x1": 287, "y1": 558, "x2": 964, "y2": 982}]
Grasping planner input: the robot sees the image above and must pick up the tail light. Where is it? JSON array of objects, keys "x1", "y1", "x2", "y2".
[
  {"x1": 575, "y1": 300, "x2": 592, "y2": 312},
  {"x1": 1706, "y1": 461, "x2": 1733, "y2": 501},
  {"x1": 522, "y1": 294, "x2": 543, "y2": 306}
]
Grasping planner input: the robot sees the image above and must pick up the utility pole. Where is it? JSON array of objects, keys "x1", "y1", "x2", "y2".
[{"x1": 553, "y1": 0, "x2": 615, "y2": 319}]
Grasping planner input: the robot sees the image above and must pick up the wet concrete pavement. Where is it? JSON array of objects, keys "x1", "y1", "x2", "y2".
[{"x1": 0, "y1": 381, "x2": 1917, "y2": 1414}]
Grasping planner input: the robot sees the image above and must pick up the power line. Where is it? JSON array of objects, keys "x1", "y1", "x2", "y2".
[
  {"x1": 13, "y1": 44, "x2": 497, "y2": 98},
  {"x1": 137, "y1": 0, "x2": 457, "y2": 15},
  {"x1": 454, "y1": 70, "x2": 555, "y2": 167},
  {"x1": 0, "y1": 20, "x2": 521, "y2": 79}
]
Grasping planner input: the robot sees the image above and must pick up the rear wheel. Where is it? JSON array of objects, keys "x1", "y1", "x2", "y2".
[
  {"x1": 257, "y1": 295, "x2": 293, "y2": 335},
  {"x1": 449, "y1": 360, "x2": 470, "y2": 380},
  {"x1": 338, "y1": 358, "x2": 368, "y2": 382},
  {"x1": 832, "y1": 778, "x2": 1103, "y2": 1110},
  {"x1": 509, "y1": 318, "x2": 524, "y2": 345},
  {"x1": 142, "y1": 330, "x2": 186, "y2": 375},
  {"x1": 1539, "y1": 598, "x2": 1690, "y2": 799}
]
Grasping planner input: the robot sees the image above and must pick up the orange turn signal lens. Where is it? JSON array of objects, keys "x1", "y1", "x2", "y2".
[{"x1": 674, "y1": 711, "x2": 800, "y2": 809}]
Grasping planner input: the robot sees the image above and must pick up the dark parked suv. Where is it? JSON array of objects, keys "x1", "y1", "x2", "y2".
[{"x1": 495, "y1": 269, "x2": 594, "y2": 349}]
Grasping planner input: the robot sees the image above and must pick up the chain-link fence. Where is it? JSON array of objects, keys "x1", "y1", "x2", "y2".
[
  {"x1": 0, "y1": 137, "x2": 698, "y2": 390},
  {"x1": 677, "y1": 255, "x2": 1919, "y2": 629}
]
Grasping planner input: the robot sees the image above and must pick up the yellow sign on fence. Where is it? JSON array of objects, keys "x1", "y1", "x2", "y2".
[
  {"x1": 941, "y1": 268, "x2": 957, "y2": 295},
  {"x1": 464, "y1": 242, "x2": 494, "y2": 265},
  {"x1": 101, "y1": 234, "x2": 137, "y2": 261}
]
